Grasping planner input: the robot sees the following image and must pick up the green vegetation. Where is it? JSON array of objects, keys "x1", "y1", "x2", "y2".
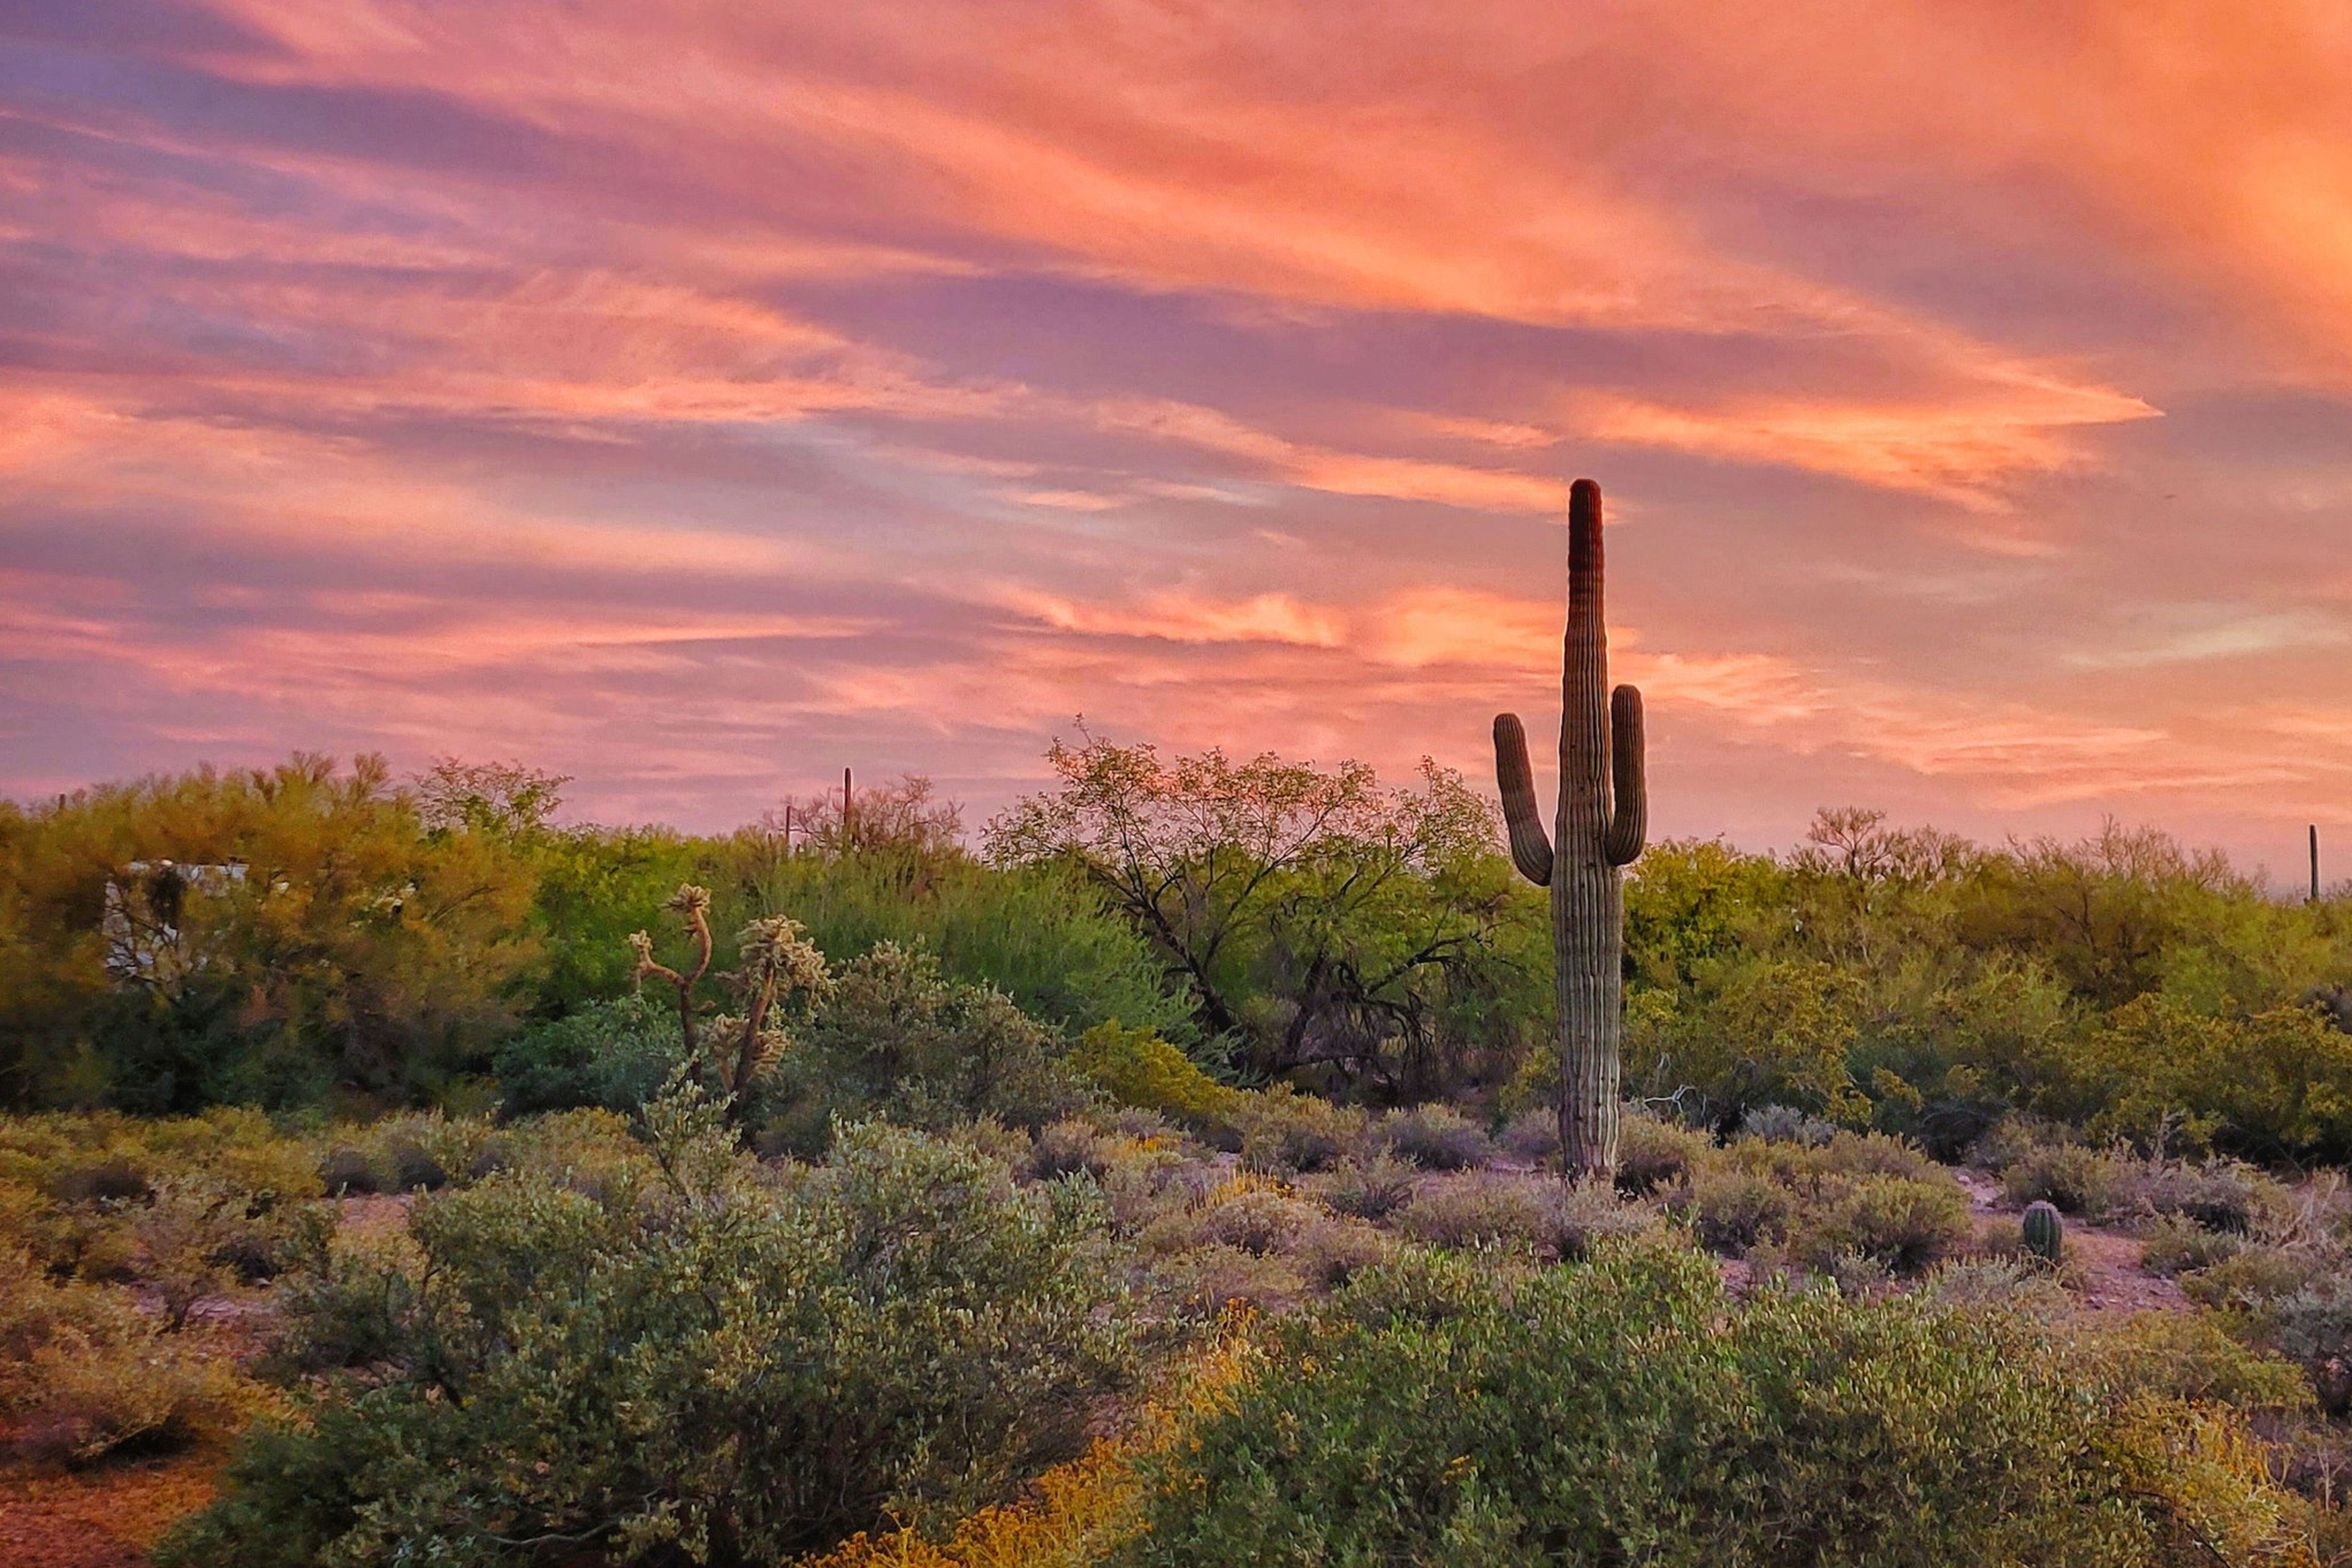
[
  {"x1": 1129, "y1": 1246, "x2": 2293, "y2": 1567},
  {"x1": 5, "y1": 746, "x2": 2352, "y2": 1565},
  {"x1": 161, "y1": 1090, "x2": 1133, "y2": 1567}
]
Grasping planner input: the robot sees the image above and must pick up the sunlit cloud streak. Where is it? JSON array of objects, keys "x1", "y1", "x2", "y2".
[{"x1": 4, "y1": 0, "x2": 2352, "y2": 871}]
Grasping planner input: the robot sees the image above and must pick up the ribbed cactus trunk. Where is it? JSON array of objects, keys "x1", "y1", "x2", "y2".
[{"x1": 1494, "y1": 479, "x2": 1646, "y2": 1181}]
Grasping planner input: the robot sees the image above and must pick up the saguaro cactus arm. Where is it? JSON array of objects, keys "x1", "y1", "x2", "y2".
[
  {"x1": 1603, "y1": 684, "x2": 1646, "y2": 868},
  {"x1": 1492, "y1": 713, "x2": 1555, "y2": 886}
]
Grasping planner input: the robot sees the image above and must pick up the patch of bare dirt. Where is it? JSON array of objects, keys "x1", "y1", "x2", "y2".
[{"x1": 1960, "y1": 1166, "x2": 2191, "y2": 1315}]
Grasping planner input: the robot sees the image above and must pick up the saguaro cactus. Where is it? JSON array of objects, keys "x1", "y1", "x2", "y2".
[{"x1": 1494, "y1": 478, "x2": 1647, "y2": 1180}]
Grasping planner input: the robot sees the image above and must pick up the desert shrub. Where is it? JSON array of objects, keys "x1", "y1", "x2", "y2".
[
  {"x1": 1807, "y1": 1175, "x2": 1973, "y2": 1276},
  {"x1": 1379, "y1": 1104, "x2": 1493, "y2": 1171},
  {"x1": 382, "y1": 1137, "x2": 447, "y2": 1192},
  {"x1": 315, "y1": 1146, "x2": 379, "y2": 1196},
  {"x1": 261, "y1": 1228, "x2": 425, "y2": 1380},
  {"x1": 1230, "y1": 1087, "x2": 1362, "y2": 1175},
  {"x1": 1069, "y1": 1021, "x2": 1239, "y2": 1125},
  {"x1": 1137, "y1": 1175, "x2": 1290, "y2": 1258},
  {"x1": 15, "y1": 1336, "x2": 260, "y2": 1464},
  {"x1": 1677, "y1": 1164, "x2": 1795, "y2": 1254},
  {"x1": 1085, "y1": 1140, "x2": 1210, "y2": 1237},
  {"x1": 44, "y1": 1154, "x2": 151, "y2": 1204},
  {"x1": 1031, "y1": 1119, "x2": 1117, "y2": 1183},
  {"x1": 1739, "y1": 1103, "x2": 1836, "y2": 1147},
  {"x1": 2000, "y1": 1141, "x2": 2123, "y2": 1217},
  {"x1": 0, "y1": 1111, "x2": 326, "y2": 1320},
  {"x1": 2, "y1": 756, "x2": 543, "y2": 1113},
  {"x1": 2124, "y1": 1159, "x2": 2280, "y2": 1235},
  {"x1": 2181, "y1": 1246, "x2": 2332, "y2": 1313},
  {"x1": 0, "y1": 1108, "x2": 323, "y2": 1275},
  {"x1": 1308, "y1": 1154, "x2": 1419, "y2": 1222},
  {"x1": 1669, "y1": 1128, "x2": 1966, "y2": 1274},
  {"x1": 1494, "y1": 1108, "x2": 1558, "y2": 1165},
  {"x1": 1615, "y1": 1112, "x2": 1712, "y2": 1197},
  {"x1": 482, "y1": 1107, "x2": 654, "y2": 1204},
  {"x1": 1197, "y1": 1188, "x2": 1323, "y2": 1258},
  {"x1": 1153, "y1": 1243, "x2": 1311, "y2": 1318},
  {"x1": 2138, "y1": 1215, "x2": 2245, "y2": 1277},
  {"x1": 1919, "y1": 1259, "x2": 2072, "y2": 1319},
  {"x1": 1810, "y1": 1130, "x2": 1947, "y2": 1184},
  {"x1": 1131, "y1": 1243, "x2": 2290, "y2": 1568},
  {"x1": 134, "y1": 1175, "x2": 240, "y2": 1327},
  {"x1": 1393, "y1": 1174, "x2": 1657, "y2": 1262},
  {"x1": 1624, "y1": 953, "x2": 1870, "y2": 1126},
  {"x1": 163, "y1": 1090, "x2": 1134, "y2": 1567},
  {"x1": 1544, "y1": 1180, "x2": 1668, "y2": 1261},
  {"x1": 780, "y1": 942, "x2": 1096, "y2": 1142},
  {"x1": 2066, "y1": 1310, "x2": 2313, "y2": 1414},
  {"x1": 2069, "y1": 993, "x2": 2352, "y2": 1162},
  {"x1": 492, "y1": 993, "x2": 683, "y2": 1116},
  {"x1": 0, "y1": 1245, "x2": 263, "y2": 1462},
  {"x1": 1393, "y1": 1171, "x2": 1552, "y2": 1253},
  {"x1": 2267, "y1": 1279, "x2": 2352, "y2": 1415},
  {"x1": 1288, "y1": 1217, "x2": 1390, "y2": 1289}
]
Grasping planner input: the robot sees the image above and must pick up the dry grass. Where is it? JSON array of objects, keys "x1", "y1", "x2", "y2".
[{"x1": 0, "y1": 1451, "x2": 221, "y2": 1568}]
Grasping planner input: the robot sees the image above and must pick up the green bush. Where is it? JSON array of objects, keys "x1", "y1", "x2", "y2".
[
  {"x1": 1229, "y1": 1086, "x2": 1364, "y2": 1175},
  {"x1": 773, "y1": 941, "x2": 1095, "y2": 1145},
  {"x1": 1308, "y1": 1153, "x2": 1420, "y2": 1221},
  {"x1": 491, "y1": 993, "x2": 682, "y2": 1115},
  {"x1": 1392, "y1": 1172, "x2": 1554, "y2": 1253},
  {"x1": 0, "y1": 1243, "x2": 263, "y2": 1462},
  {"x1": 2138, "y1": 1215, "x2": 2244, "y2": 1277},
  {"x1": 163, "y1": 1089, "x2": 1135, "y2": 1567},
  {"x1": 1129, "y1": 1243, "x2": 2292, "y2": 1568},
  {"x1": 1669, "y1": 1127, "x2": 1965, "y2": 1273},
  {"x1": 2267, "y1": 1279, "x2": 2352, "y2": 1414},
  {"x1": 1809, "y1": 1174, "x2": 1974, "y2": 1276},
  {"x1": 1379, "y1": 1105, "x2": 1493, "y2": 1171},
  {"x1": 1068, "y1": 1021, "x2": 1238, "y2": 1125},
  {"x1": 1677, "y1": 1163, "x2": 1794, "y2": 1254},
  {"x1": 1614, "y1": 1111, "x2": 1712, "y2": 1196},
  {"x1": 2065, "y1": 1309, "x2": 2312, "y2": 1414},
  {"x1": 1999, "y1": 1141, "x2": 2123, "y2": 1217},
  {"x1": 1393, "y1": 1174, "x2": 1660, "y2": 1261},
  {"x1": 0, "y1": 756, "x2": 541, "y2": 1112}
]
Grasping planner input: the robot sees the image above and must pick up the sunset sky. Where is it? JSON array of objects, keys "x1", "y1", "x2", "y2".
[{"x1": 5, "y1": 2, "x2": 2351, "y2": 873}]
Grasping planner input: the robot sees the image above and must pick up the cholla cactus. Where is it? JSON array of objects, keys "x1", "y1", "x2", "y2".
[
  {"x1": 630, "y1": 883, "x2": 714, "y2": 1058},
  {"x1": 2022, "y1": 1200, "x2": 2065, "y2": 1262},
  {"x1": 630, "y1": 889, "x2": 833, "y2": 1121},
  {"x1": 1493, "y1": 479, "x2": 1647, "y2": 1181},
  {"x1": 722, "y1": 915, "x2": 832, "y2": 1099}
]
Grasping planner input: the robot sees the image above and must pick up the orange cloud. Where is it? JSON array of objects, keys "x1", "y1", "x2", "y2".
[{"x1": 1574, "y1": 379, "x2": 2158, "y2": 516}]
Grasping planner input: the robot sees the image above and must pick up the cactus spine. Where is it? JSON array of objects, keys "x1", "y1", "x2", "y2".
[
  {"x1": 1494, "y1": 478, "x2": 1647, "y2": 1181},
  {"x1": 2022, "y1": 1200, "x2": 2065, "y2": 1262}
]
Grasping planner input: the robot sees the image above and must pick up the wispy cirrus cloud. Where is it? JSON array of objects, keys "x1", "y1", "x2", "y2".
[{"x1": 5, "y1": 0, "x2": 2352, "y2": 862}]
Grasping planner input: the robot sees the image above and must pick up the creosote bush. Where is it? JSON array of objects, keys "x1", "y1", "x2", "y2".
[
  {"x1": 1661, "y1": 1127, "x2": 1971, "y2": 1276},
  {"x1": 0, "y1": 1244, "x2": 266, "y2": 1463},
  {"x1": 1127, "y1": 1243, "x2": 2306, "y2": 1568},
  {"x1": 161, "y1": 1084, "x2": 1135, "y2": 1568},
  {"x1": 1379, "y1": 1104, "x2": 1494, "y2": 1171}
]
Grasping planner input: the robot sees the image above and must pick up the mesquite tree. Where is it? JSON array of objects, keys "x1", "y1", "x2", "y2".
[{"x1": 1494, "y1": 478, "x2": 1647, "y2": 1179}]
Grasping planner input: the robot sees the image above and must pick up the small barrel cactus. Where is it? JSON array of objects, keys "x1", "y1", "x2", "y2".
[{"x1": 2021, "y1": 1200, "x2": 2064, "y2": 1262}]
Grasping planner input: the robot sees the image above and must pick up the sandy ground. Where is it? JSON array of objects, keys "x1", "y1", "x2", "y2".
[{"x1": 1953, "y1": 1166, "x2": 2189, "y2": 1313}]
